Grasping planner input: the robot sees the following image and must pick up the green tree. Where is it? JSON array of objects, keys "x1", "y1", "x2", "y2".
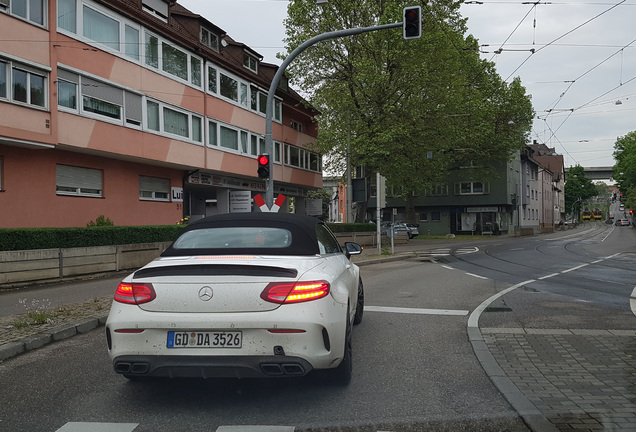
[
  {"x1": 613, "y1": 131, "x2": 636, "y2": 211},
  {"x1": 564, "y1": 165, "x2": 597, "y2": 219},
  {"x1": 282, "y1": 0, "x2": 534, "y2": 221}
]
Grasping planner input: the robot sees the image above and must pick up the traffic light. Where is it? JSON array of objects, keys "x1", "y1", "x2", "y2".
[
  {"x1": 257, "y1": 154, "x2": 270, "y2": 179},
  {"x1": 403, "y1": 6, "x2": 421, "y2": 40}
]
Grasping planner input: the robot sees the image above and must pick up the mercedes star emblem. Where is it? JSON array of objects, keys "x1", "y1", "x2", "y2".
[{"x1": 198, "y1": 286, "x2": 213, "y2": 301}]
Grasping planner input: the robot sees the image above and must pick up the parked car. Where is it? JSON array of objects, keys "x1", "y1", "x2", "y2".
[
  {"x1": 406, "y1": 223, "x2": 420, "y2": 238},
  {"x1": 615, "y1": 219, "x2": 631, "y2": 226},
  {"x1": 380, "y1": 222, "x2": 414, "y2": 239},
  {"x1": 106, "y1": 212, "x2": 364, "y2": 384}
]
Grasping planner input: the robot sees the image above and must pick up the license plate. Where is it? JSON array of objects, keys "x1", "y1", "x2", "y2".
[{"x1": 167, "y1": 331, "x2": 242, "y2": 348}]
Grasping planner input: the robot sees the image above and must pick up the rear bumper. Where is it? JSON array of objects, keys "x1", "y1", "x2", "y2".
[{"x1": 113, "y1": 354, "x2": 313, "y2": 379}]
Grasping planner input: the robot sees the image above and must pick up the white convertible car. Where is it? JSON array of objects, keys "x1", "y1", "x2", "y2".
[{"x1": 106, "y1": 212, "x2": 364, "y2": 384}]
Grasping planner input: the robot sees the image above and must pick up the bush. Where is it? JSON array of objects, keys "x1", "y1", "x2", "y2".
[
  {"x1": 326, "y1": 223, "x2": 377, "y2": 233},
  {"x1": 87, "y1": 215, "x2": 114, "y2": 227}
]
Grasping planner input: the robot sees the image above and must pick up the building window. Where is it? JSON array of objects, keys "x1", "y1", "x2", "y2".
[
  {"x1": 83, "y1": 5, "x2": 119, "y2": 51},
  {"x1": 0, "y1": 60, "x2": 47, "y2": 108},
  {"x1": 124, "y1": 91, "x2": 142, "y2": 126},
  {"x1": 12, "y1": 0, "x2": 46, "y2": 26},
  {"x1": 0, "y1": 60, "x2": 6, "y2": 98},
  {"x1": 291, "y1": 120, "x2": 303, "y2": 133},
  {"x1": 13, "y1": 67, "x2": 45, "y2": 107},
  {"x1": 207, "y1": 66, "x2": 217, "y2": 93},
  {"x1": 208, "y1": 120, "x2": 217, "y2": 146},
  {"x1": 145, "y1": 33, "x2": 159, "y2": 68},
  {"x1": 192, "y1": 116, "x2": 202, "y2": 143},
  {"x1": 57, "y1": 79, "x2": 76, "y2": 109},
  {"x1": 200, "y1": 27, "x2": 219, "y2": 51},
  {"x1": 243, "y1": 52, "x2": 258, "y2": 73},
  {"x1": 163, "y1": 106, "x2": 189, "y2": 138},
  {"x1": 162, "y1": 42, "x2": 188, "y2": 81},
  {"x1": 57, "y1": 0, "x2": 76, "y2": 33},
  {"x1": 191, "y1": 57, "x2": 202, "y2": 87},
  {"x1": 143, "y1": 31, "x2": 202, "y2": 88},
  {"x1": 431, "y1": 212, "x2": 441, "y2": 221},
  {"x1": 56, "y1": 165, "x2": 102, "y2": 197},
  {"x1": 142, "y1": 0, "x2": 168, "y2": 21},
  {"x1": 125, "y1": 25, "x2": 140, "y2": 60},
  {"x1": 220, "y1": 125, "x2": 238, "y2": 151},
  {"x1": 81, "y1": 76, "x2": 123, "y2": 121},
  {"x1": 284, "y1": 144, "x2": 321, "y2": 173},
  {"x1": 139, "y1": 176, "x2": 169, "y2": 201},
  {"x1": 219, "y1": 73, "x2": 238, "y2": 102},
  {"x1": 145, "y1": 99, "x2": 202, "y2": 144},
  {"x1": 147, "y1": 100, "x2": 159, "y2": 131},
  {"x1": 455, "y1": 181, "x2": 489, "y2": 195}
]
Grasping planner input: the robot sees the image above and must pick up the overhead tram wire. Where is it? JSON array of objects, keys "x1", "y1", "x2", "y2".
[
  {"x1": 542, "y1": 36, "x2": 636, "y2": 118},
  {"x1": 503, "y1": 0, "x2": 628, "y2": 82}
]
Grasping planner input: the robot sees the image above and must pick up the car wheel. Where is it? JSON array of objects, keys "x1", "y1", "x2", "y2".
[
  {"x1": 332, "y1": 309, "x2": 352, "y2": 385},
  {"x1": 353, "y1": 278, "x2": 364, "y2": 325}
]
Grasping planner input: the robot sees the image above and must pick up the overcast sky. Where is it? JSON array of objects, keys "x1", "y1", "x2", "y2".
[{"x1": 178, "y1": 0, "x2": 636, "y2": 169}]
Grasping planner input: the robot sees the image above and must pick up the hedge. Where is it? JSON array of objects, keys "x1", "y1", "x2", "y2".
[
  {"x1": 0, "y1": 226, "x2": 184, "y2": 251},
  {"x1": 0, "y1": 223, "x2": 374, "y2": 251}
]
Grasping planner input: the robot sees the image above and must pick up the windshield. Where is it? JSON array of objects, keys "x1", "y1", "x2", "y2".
[{"x1": 172, "y1": 227, "x2": 292, "y2": 249}]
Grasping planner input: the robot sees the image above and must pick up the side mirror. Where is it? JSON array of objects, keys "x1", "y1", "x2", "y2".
[{"x1": 344, "y1": 242, "x2": 363, "y2": 259}]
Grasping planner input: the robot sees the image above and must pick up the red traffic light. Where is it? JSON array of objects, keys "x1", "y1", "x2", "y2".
[
  {"x1": 403, "y1": 6, "x2": 421, "y2": 40},
  {"x1": 257, "y1": 154, "x2": 270, "y2": 179}
]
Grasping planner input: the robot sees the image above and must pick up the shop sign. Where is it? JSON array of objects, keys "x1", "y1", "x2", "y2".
[
  {"x1": 171, "y1": 187, "x2": 183, "y2": 202},
  {"x1": 467, "y1": 207, "x2": 498, "y2": 213},
  {"x1": 230, "y1": 190, "x2": 252, "y2": 213}
]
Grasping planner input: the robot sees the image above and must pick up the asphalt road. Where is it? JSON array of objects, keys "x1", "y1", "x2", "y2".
[
  {"x1": 0, "y1": 257, "x2": 530, "y2": 432},
  {"x1": 1, "y1": 221, "x2": 634, "y2": 431}
]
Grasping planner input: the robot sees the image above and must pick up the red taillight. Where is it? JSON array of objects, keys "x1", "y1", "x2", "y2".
[
  {"x1": 260, "y1": 281, "x2": 330, "y2": 304},
  {"x1": 114, "y1": 283, "x2": 156, "y2": 304}
]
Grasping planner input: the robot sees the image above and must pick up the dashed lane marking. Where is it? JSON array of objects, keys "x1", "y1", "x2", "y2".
[{"x1": 56, "y1": 423, "x2": 138, "y2": 432}]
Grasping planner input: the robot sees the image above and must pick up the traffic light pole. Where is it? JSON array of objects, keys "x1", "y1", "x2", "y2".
[{"x1": 263, "y1": 22, "x2": 402, "y2": 208}]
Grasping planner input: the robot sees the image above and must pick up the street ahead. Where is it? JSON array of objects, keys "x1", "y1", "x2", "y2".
[{"x1": 0, "y1": 222, "x2": 634, "y2": 432}]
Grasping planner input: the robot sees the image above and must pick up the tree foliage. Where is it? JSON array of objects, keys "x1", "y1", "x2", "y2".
[
  {"x1": 281, "y1": 0, "x2": 534, "y2": 203},
  {"x1": 613, "y1": 131, "x2": 636, "y2": 210},
  {"x1": 564, "y1": 165, "x2": 597, "y2": 217}
]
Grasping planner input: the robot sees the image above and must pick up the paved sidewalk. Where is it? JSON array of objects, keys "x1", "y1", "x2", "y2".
[{"x1": 1, "y1": 232, "x2": 635, "y2": 432}]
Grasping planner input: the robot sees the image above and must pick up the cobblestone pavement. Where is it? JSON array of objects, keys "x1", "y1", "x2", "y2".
[{"x1": 483, "y1": 328, "x2": 636, "y2": 432}]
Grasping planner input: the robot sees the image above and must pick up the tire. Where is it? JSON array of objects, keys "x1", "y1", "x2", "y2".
[
  {"x1": 353, "y1": 278, "x2": 364, "y2": 325},
  {"x1": 332, "y1": 308, "x2": 353, "y2": 385}
]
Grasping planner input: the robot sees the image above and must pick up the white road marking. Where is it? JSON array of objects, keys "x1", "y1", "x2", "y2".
[
  {"x1": 561, "y1": 263, "x2": 589, "y2": 273},
  {"x1": 538, "y1": 273, "x2": 559, "y2": 280},
  {"x1": 468, "y1": 280, "x2": 535, "y2": 328},
  {"x1": 631, "y1": 287, "x2": 636, "y2": 318},
  {"x1": 365, "y1": 305, "x2": 468, "y2": 316},
  {"x1": 216, "y1": 427, "x2": 295, "y2": 432},
  {"x1": 465, "y1": 272, "x2": 489, "y2": 280},
  {"x1": 56, "y1": 423, "x2": 138, "y2": 432}
]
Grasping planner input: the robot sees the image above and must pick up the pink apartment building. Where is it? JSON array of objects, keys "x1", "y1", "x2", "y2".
[{"x1": 0, "y1": 0, "x2": 321, "y2": 228}]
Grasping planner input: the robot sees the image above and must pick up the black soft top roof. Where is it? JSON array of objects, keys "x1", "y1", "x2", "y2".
[{"x1": 161, "y1": 212, "x2": 324, "y2": 257}]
